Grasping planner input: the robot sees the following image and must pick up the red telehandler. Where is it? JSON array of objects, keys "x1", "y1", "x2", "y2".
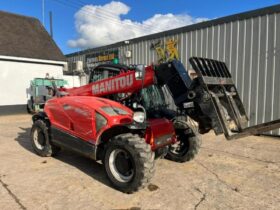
[{"x1": 30, "y1": 57, "x2": 280, "y2": 193}]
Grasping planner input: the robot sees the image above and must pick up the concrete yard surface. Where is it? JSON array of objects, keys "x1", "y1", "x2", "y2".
[{"x1": 0, "y1": 114, "x2": 279, "y2": 210}]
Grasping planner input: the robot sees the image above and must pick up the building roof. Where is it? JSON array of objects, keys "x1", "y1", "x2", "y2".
[
  {"x1": 66, "y1": 4, "x2": 280, "y2": 57},
  {"x1": 0, "y1": 10, "x2": 66, "y2": 62}
]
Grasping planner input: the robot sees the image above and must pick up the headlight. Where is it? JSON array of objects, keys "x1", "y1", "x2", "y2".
[{"x1": 133, "y1": 111, "x2": 145, "y2": 123}]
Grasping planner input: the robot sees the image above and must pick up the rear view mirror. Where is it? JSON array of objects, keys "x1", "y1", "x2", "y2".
[{"x1": 135, "y1": 64, "x2": 145, "y2": 80}]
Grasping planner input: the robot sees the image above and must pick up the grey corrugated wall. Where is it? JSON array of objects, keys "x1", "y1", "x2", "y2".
[
  {"x1": 67, "y1": 6, "x2": 280, "y2": 135},
  {"x1": 118, "y1": 13, "x2": 280, "y2": 135}
]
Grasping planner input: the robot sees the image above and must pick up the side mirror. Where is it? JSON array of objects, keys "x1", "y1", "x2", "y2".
[{"x1": 135, "y1": 64, "x2": 145, "y2": 80}]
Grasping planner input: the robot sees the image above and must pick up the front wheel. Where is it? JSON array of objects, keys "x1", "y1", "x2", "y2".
[
  {"x1": 30, "y1": 120, "x2": 60, "y2": 157},
  {"x1": 104, "y1": 133, "x2": 155, "y2": 193},
  {"x1": 165, "y1": 129, "x2": 199, "y2": 162}
]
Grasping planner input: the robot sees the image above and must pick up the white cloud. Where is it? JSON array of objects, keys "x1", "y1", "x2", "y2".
[{"x1": 68, "y1": 1, "x2": 208, "y2": 49}]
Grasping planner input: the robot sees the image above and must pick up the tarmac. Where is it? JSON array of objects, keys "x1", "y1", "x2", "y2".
[{"x1": 0, "y1": 114, "x2": 279, "y2": 210}]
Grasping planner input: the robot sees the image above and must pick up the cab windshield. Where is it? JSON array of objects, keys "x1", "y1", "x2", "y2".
[{"x1": 141, "y1": 85, "x2": 167, "y2": 111}]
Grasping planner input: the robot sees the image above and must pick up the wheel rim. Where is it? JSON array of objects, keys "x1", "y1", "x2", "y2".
[
  {"x1": 169, "y1": 134, "x2": 190, "y2": 157},
  {"x1": 33, "y1": 128, "x2": 46, "y2": 150},
  {"x1": 108, "y1": 149, "x2": 134, "y2": 183}
]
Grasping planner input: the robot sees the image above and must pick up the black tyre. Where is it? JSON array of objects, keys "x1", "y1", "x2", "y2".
[
  {"x1": 104, "y1": 133, "x2": 155, "y2": 193},
  {"x1": 165, "y1": 129, "x2": 199, "y2": 163},
  {"x1": 26, "y1": 104, "x2": 31, "y2": 114},
  {"x1": 30, "y1": 120, "x2": 60, "y2": 157}
]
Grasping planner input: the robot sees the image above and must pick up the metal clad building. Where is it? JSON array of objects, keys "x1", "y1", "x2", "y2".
[{"x1": 66, "y1": 5, "x2": 280, "y2": 135}]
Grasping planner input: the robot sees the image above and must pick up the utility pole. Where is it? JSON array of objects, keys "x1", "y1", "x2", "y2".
[
  {"x1": 42, "y1": 0, "x2": 45, "y2": 26},
  {"x1": 49, "y1": 11, "x2": 53, "y2": 38}
]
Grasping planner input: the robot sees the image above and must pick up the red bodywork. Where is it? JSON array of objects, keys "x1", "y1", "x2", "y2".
[
  {"x1": 57, "y1": 65, "x2": 176, "y2": 150},
  {"x1": 45, "y1": 95, "x2": 175, "y2": 150},
  {"x1": 45, "y1": 96, "x2": 132, "y2": 143},
  {"x1": 145, "y1": 118, "x2": 176, "y2": 150}
]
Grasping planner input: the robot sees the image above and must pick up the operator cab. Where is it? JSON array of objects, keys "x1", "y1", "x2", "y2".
[
  {"x1": 90, "y1": 63, "x2": 175, "y2": 120},
  {"x1": 89, "y1": 64, "x2": 129, "y2": 83}
]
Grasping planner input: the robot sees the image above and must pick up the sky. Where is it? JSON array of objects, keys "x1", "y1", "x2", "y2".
[{"x1": 1, "y1": 0, "x2": 279, "y2": 54}]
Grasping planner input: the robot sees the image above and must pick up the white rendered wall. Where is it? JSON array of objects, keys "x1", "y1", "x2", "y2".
[
  {"x1": 0, "y1": 60, "x2": 64, "y2": 106},
  {"x1": 62, "y1": 75, "x2": 81, "y2": 88}
]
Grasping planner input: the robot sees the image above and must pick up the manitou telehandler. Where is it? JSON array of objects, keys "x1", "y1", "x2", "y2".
[{"x1": 30, "y1": 57, "x2": 280, "y2": 193}]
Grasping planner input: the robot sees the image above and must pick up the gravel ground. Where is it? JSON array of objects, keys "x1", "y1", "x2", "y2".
[{"x1": 0, "y1": 114, "x2": 279, "y2": 210}]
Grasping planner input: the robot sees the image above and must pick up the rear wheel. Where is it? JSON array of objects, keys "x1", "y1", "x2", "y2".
[
  {"x1": 104, "y1": 133, "x2": 155, "y2": 193},
  {"x1": 30, "y1": 120, "x2": 60, "y2": 157},
  {"x1": 165, "y1": 129, "x2": 199, "y2": 162}
]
